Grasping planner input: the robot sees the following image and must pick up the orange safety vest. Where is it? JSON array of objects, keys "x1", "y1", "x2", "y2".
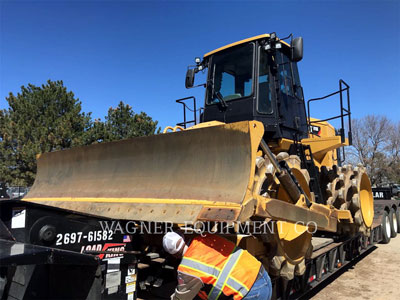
[{"x1": 178, "y1": 234, "x2": 261, "y2": 300}]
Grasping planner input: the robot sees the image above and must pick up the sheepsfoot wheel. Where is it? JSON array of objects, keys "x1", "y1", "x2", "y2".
[
  {"x1": 252, "y1": 153, "x2": 313, "y2": 280},
  {"x1": 324, "y1": 164, "x2": 374, "y2": 237},
  {"x1": 268, "y1": 221, "x2": 312, "y2": 280}
]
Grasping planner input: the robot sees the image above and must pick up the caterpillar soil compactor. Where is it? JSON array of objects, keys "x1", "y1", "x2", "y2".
[{"x1": 24, "y1": 33, "x2": 374, "y2": 281}]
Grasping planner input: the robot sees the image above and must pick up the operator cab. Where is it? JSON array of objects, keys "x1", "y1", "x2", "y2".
[{"x1": 186, "y1": 33, "x2": 307, "y2": 141}]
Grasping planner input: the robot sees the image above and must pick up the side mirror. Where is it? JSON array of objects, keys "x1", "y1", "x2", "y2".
[
  {"x1": 185, "y1": 68, "x2": 195, "y2": 89},
  {"x1": 291, "y1": 37, "x2": 303, "y2": 62}
]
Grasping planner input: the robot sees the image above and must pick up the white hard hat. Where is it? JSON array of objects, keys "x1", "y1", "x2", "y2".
[{"x1": 163, "y1": 232, "x2": 184, "y2": 254}]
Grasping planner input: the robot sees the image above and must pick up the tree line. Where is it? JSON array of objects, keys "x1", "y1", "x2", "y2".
[
  {"x1": 1, "y1": 80, "x2": 398, "y2": 188},
  {"x1": 0, "y1": 80, "x2": 160, "y2": 186},
  {"x1": 347, "y1": 115, "x2": 400, "y2": 186}
]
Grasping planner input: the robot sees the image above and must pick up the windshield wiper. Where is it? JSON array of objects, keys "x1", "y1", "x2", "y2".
[
  {"x1": 215, "y1": 91, "x2": 228, "y2": 109},
  {"x1": 207, "y1": 77, "x2": 228, "y2": 109}
]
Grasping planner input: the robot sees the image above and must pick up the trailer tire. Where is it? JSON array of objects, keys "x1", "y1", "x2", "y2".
[
  {"x1": 396, "y1": 208, "x2": 400, "y2": 234},
  {"x1": 381, "y1": 210, "x2": 391, "y2": 244},
  {"x1": 391, "y1": 208, "x2": 398, "y2": 237}
]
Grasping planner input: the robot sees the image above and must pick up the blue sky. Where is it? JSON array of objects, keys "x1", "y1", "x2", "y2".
[{"x1": 1, "y1": 0, "x2": 399, "y2": 129}]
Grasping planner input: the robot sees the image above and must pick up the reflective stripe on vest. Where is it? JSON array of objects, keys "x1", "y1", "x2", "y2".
[
  {"x1": 226, "y1": 277, "x2": 249, "y2": 298},
  {"x1": 180, "y1": 257, "x2": 221, "y2": 279},
  {"x1": 178, "y1": 234, "x2": 261, "y2": 300},
  {"x1": 180, "y1": 247, "x2": 250, "y2": 299},
  {"x1": 208, "y1": 247, "x2": 244, "y2": 300}
]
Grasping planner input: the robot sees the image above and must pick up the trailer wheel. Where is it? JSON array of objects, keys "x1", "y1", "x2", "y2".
[
  {"x1": 396, "y1": 208, "x2": 400, "y2": 234},
  {"x1": 381, "y1": 210, "x2": 391, "y2": 244},
  {"x1": 390, "y1": 208, "x2": 398, "y2": 238}
]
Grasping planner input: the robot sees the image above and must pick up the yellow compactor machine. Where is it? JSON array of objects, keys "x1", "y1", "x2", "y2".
[{"x1": 24, "y1": 33, "x2": 374, "y2": 280}]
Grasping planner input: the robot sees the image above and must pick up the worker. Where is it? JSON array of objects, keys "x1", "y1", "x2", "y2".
[{"x1": 163, "y1": 231, "x2": 272, "y2": 300}]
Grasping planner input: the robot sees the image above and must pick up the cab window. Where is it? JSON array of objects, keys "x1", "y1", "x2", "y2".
[
  {"x1": 276, "y1": 51, "x2": 294, "y2": 97},
  {"x1": 257, "y1": 48, "x2": 272, "y2": 114},
  {"x1": 291, "y1": 62, "x2": 303, "y2": 100},
  {"x1": 207, "y1": 43, "x2": 254, "y2": 104}
]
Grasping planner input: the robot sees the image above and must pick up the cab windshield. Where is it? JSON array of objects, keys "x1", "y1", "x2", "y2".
[{"x1": 207, "y1": 43, "x2": 254, "y2": 104}]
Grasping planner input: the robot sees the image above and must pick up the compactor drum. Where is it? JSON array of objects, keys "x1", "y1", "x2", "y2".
[
  {"x1": 252, "y1": 152, "x2": 313, "y2": 278},
  {"x1": 324, "y1": 164, "x2": 374, "y2": 235},
  {"x1": 25, "y1": 33, "x2": 374, "y2": 282}
]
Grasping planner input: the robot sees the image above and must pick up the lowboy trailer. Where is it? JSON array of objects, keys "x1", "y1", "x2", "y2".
[
  {"x1": 286, "y1": 197, "x2": 400, "y2": 300},
  {"x1": 0, "y1": 198, "x2": 399, "y2": 300}
]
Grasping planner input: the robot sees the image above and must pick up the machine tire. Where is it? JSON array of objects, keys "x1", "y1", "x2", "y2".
[
  {"x1": 396, "y1": 208, "x2": 400, "y2": 234},
  {"x1": 381, "y1": 210, "x2": 391, "y2": 244},
  {"x1": 324, "y1": 164, "x2": 373, "y2": 237},
  {"x1": 390, "y1": 208, "x2": 398, "y2": 238},
  {"x1": 253, "y1": 153, "x2": 312, "y2": 280}
]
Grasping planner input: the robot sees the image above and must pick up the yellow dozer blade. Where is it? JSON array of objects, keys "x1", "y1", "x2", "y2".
[
  {"x1": 25, "y1": 120, "x2": 345, "y2": 267},
  {"x1": 25, "y1": 121, "x2": 264, "y2": 223}
]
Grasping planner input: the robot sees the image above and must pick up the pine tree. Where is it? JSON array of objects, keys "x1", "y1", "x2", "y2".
[
  {"x1": 102, "y1": 101, "x2": 160, "y2": 142},
  {"x1": 0, "y1": 82, "x2": 160, "y2": 187},
  {"x1": 0, "y1": 80, "x2": 91, "y2": 186}
]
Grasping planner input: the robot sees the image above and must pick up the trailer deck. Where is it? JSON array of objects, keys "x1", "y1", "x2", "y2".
[{"x1": 0, "y1": 198, "x2": 399, "y2": 300}]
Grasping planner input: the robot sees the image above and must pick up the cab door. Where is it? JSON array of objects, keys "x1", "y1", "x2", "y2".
[
  {"x1": 203, "y1": 43, "x2": 255, "y2": 123},
  {"x1": 275, "y1": 50, "x2": 307, "y2": 139}
]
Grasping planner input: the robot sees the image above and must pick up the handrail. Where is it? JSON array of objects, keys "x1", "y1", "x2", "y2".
[
  {"x1": 175, "y1": 96, "x2": 203, "y2": 129},
  {"x1": 306, "y1": 79, "x2": 352, "y2": 164}
]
